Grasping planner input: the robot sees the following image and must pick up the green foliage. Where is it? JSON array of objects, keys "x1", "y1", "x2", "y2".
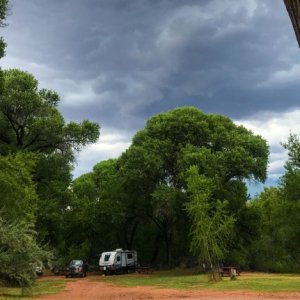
[
  {"x1": 0, "y1": 216, "x2": 52, "y2": 288},
  {"x1": 0, "y1": 2, "x2": 103, "y2": 282},
  {"x1": 283, "y1": 133, "x2": 300, "y2": 170},
  {"x1": 151, "y1": 184, "x2": 187, "y2": 265},
  {"x1": 0, "y1": 0, "x2": 8, "y2": 27},
  {"x1": 34, "y1": 153, "x2": 74, "y2": 245},
  {"x1": 186, "y1": 166, "x2": 235, "y2": 280},
  {"x1": 249, "y1": 187, "x2": 287, "y2": 272},
  {"x1": 143, "y1": 107, "x2": 268, "y2": 183},
  {"x1": 0, "y1": 152, "x2": 37, "y2": 223},
  {"x1": 273, "y1": 134, "x2": 300, "y2": 271},
  {"x1": 37, "y1": 105, "x2": 270, "y2": 271},
  {"x1": 0, "y1": 69, "x2": 100, "y2": 155},
  {"x1": 116, "y1": 107, "x2": 268, "y2": 266},
  {"x1": 0, "y1": 0, "x2": 8, "y2": 59},
  {"x1": 0, "y1": 68, "x2": 100, "y2": 253},
  {"x1": 61, "y1": 160, "x2": 125, "y2": 262},
  {"x1": 249, "y1": 133, "x2": 300, "y2": 273},
  {"x1": 64, "y1": 120, "x2": 100, "y2": 151},
  {"x1": 281, "y1": 134, "x2": 300, "y2": 200}
]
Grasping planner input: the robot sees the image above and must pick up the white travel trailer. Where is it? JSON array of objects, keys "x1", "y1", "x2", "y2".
[{"x1": 99, "y1": 248, "x2": 138, "y2": 274}]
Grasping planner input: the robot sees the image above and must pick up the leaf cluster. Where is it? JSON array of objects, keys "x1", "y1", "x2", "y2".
[{"x1": 0, "y1": 216, "x2": 52, "y2": 287}]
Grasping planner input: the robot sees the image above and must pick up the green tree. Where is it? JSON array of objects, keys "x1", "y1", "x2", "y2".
[
  {"x1": 186, "y1": 166, "x2": 235, "y2": 281},
  {"x1": 66, "y1": 160, "x2": 125, "y2": 262},
  {"x1": 0, "y1": 69, "x2": 100, "y2": 250},
  {"x1": 249, "y1": 187, "x2": 286, "y2": 272},
  {"x1": 274, "y1": 133, "x2": 300, "y2": 269},
  {"x1": 150, "y1": 184, "x2": 187, "y2": 266},
  {"x1": 119, "y1": 107, "x2": 268, "y2": 266},
  {"x1": 0, "y1": 152, "x2": 52, "y2": 289},
  {"x1": 0, "y1": 152, "x2": 37, "y2": 223},
  {"x1": 0, "y1": 215, "x2": 52, "y2": 289},
  {"x1": 249, "y1": 134, "x2": 300, "y2": 273},
  {"x1": 118, "y1": 144, "x2": 163, "y2": 253},
  {"x1": 34, "y1": 152, "x2": 74, "y2": 246},
  {"x1": 281, "y1": 133, "x2": 300, "y2": 200},
  {"x1": 0, "y1": 69, "x2": 99, "y2": 155}
]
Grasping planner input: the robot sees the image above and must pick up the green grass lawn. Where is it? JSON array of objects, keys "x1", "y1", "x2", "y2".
[
  {"x1": 0, "y1": 280, "x2": 65, "y2": 300},
  {"x1": 100, "y1": 269, "x2": 300, "y2": 293}
]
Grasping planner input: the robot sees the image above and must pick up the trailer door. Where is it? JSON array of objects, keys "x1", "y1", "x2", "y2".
[{"x1": 121, "y1": 252, "x2": 127, "y2": 267}]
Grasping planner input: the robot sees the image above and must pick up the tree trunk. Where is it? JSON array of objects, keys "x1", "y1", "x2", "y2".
[
  {"x1": 207, "y1": 266, "x2": 222, "y2": 282},
  {"x1": 151, "y1": 232, "x2": 162, "y2": 265}
]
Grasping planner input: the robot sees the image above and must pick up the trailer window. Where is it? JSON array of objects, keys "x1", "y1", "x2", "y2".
[
  {"x1": 127, "y1": 253, "x2": 133, "y2": 259},
  {"x1": 104, "y1": 254, "x2": 111, "y2": 262}
]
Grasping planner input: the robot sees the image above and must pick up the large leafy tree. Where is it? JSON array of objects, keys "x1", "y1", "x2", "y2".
[
  {"x1": 186, "y1": 166, "x2": 235, "y2": 281},
  {"x1": 34, "y1": 152, "x2": 75, "y2": 245},
  {"x1": 275, "y1": 134, "x2": 300, "y2": 269},
  {"x1": 63, "y1": 159, "x2": 126, "y2": 263},
  {"x1": 0, "y1": 153, "x2": 53, "y2": 288},
  {"x1": 119, "y1": 107, "x2": 268, "y2": 266},
  {"x1": 0, "y1": 69, "x2": 99, "y2": 155},
  {"x1": 249, "y1": 134, "x2": 300, "y2": 273},
  {"x1": 0, "y1": 69, "x2": 100, "y2": 248}
]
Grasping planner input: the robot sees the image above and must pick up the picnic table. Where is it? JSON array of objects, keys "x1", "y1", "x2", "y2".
[{"x1": 220, "y1": 266, "x2": 241, "y2": 277}]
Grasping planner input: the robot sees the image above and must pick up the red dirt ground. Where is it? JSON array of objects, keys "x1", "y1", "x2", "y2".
[{"x1": 38, "y1": 275, "x2": 300, "y2": 300}]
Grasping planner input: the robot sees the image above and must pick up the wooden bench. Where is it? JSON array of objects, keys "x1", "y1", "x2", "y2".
[{"x1": 220, "y1": 267, "x2": 240, "y2": 277}]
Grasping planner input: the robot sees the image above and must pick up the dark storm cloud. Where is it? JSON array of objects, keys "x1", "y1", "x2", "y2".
[
  {"x1": 3, "y1": 0, "x2": 300, "y2": 130},
  {"x1": 2, "y1": 0, "x2": 300, "y2": 179}
]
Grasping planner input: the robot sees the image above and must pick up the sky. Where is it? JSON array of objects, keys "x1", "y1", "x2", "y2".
[{"x1": 1, "y1": 0, "x2": 300, "y2": 195}]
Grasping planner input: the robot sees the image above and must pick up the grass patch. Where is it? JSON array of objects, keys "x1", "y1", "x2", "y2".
[
  {"x1": 0, "y1": 280, "x2": 65, "y2": 299},
  {"x1": 100, "y1": 269, "x2": 300, "y2": 293}
]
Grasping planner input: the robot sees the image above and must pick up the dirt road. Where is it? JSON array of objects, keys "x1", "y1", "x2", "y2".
[{"x1": 38, "y1": 276, "x2": 300, "y2": 300}]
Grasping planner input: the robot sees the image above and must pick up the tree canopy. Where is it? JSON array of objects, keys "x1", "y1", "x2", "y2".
[
  {"x1": 113, "y1": 107, "x2": 269, "y2": 266},
  {"x1": 0, "y1": 69, "x2": 100, "y2": 155},
  {"x1": 0, "y1": 68, "x2": 101, "y2": 286}
]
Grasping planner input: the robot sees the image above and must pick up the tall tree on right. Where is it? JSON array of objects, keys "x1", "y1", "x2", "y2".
[
  {"x1": 278, "y1": 134, "x2": 300, "y2": 268},
  {"x1": 249, "y1": 134, "x2": 300, "y2": 272}
]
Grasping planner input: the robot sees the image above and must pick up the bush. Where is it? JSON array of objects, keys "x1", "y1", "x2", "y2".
[{"x1": 0, "y1": 216, "x2": 52, "y2": 287}]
